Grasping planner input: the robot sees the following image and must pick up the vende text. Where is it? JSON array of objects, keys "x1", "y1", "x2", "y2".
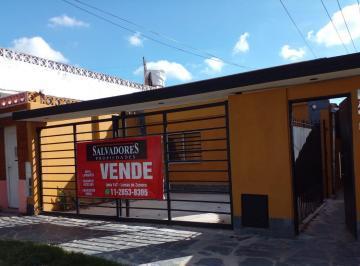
[{"x1": 100, "y1": 162, "x2": 153, "y2": 180}]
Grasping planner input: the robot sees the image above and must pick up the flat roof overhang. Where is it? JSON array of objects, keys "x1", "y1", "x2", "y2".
[{"x1": 13, "y1": 53, "x2": 360, "y2": 122}]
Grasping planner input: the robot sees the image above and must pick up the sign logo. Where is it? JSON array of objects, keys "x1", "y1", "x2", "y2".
[
  {"x1": 86, "y1": 140, "x2": 147, "y2": 161},
  {"x1": 76, "y1": 136, "x2": 164, "y2": 200}
]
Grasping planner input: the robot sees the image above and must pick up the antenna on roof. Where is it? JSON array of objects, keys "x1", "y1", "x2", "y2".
[
  {"x1": 142, "y1": 57, "x2": 165, "y2": 88},
  {"x1": 142, "y1": 57, "x2": 148, "y2": 85}
]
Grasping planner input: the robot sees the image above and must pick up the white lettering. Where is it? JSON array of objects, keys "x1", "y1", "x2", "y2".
[
  {"x1": 143, "y1": 162, "x2": 153, "y2": 179},
  {"x1": 109, "y1": 163, "x2": 117, "y2": 179},
  {"x1": 131, "y1": 162, "x2": 142, "y2": 179},
  {"x1": 119, "y1": 162, "x2": 131, "y2": 179},
  {"x1": 100, "y1": 163, "x2": 109, "y2": 179},
  {"x1": 99, "y1": 162, "x2": 154, "y2": 180}
]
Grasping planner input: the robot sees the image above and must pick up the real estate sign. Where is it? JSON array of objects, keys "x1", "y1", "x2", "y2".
[{"x1": 76, "y1": 136, "x2": 164, "y2": 199}]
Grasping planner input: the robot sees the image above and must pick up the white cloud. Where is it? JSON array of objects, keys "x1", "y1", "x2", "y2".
[
  {"x1": 280, "y1": 45, "x2": 306, "y2": 61},
  {"x1": 307, "y1": 30, "x2": 314, "y2": 40},
  {"x1": 10, "y1": 36, "x2": 68, "y2": 63},
  {"x1": 311, "y1": 3, "x2": 360, "y2": 47},
  {"x1": 134, "y1": 60, "x2": 192, "y2": 82},
  {"x1": 128, "y1": 32, "x2": 143, "y2": 47},
  {"x1": 202, "y1": 57, "x2": 224, "y2": 74},
  {"x1": 204, "y1": 57, "x2": 224, "y2": 72},
  {"x1": 48, "y1": 14, "x2": 89, "y2": 28},
  {"x1": 233, "y1": 32, "x2": 250, "y2": 54}
]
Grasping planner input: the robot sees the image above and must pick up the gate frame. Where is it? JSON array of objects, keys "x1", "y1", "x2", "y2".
[
  {"x1": 35, "y1": 101, "x2": 234, "y2": 229},
  {"x1": 288, "y1": 93, "x2": 357, "y2": 236}
]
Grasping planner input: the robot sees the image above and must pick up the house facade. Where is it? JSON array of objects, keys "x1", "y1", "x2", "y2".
[{"x1": 7, "y1": 52, "x2": 360, "y2": 238}]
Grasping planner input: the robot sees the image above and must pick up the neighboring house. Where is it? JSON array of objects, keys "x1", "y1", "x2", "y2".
[
  {"x1": 0, "y1": 91, "x2": 79, "y2": 213},
  {"x1": 0, "y1": 47, "x2": 152, "y2": 100},
  {"x1": 0, "y1": 49, "x2": 154, "y2": 213},
  {"x1": 5, "y1": 52, "x2": 360, "y2": 239}
]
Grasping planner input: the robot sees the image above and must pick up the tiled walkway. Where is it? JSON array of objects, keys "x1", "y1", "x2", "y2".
[{"x1": 0, "y1": 198, "x2": 359, "y2": 265}]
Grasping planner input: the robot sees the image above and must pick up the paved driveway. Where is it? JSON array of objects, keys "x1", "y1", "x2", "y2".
[
  {"x1": 75, "y1": 193, "x2": 231, "y2": 224},
  {"x1": 0, "y1": 199, "x2": 359, "y2": 265}
]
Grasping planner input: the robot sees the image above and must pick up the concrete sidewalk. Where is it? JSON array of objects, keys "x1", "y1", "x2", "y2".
[{"x1": 0, "y1": 199, "x2": 359, "y2": 265}]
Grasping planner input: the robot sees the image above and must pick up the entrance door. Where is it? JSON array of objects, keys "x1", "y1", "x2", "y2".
[
  {"x1": 4, "y1": 126, "x2": 19, "y2": 208},
  {"x1": 338, "y1": 99, "x2": 357, "y2": 238}
]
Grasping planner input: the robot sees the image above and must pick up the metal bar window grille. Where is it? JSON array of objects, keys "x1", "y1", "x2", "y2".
[
  {"x1": 167, "y1": 131, "x2": 202, "y2": 162},
  {"x1": 36, "y1": 101, "x2": 233, "y2": 229}
]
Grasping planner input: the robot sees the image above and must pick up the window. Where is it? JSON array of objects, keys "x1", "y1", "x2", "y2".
[{"x1": 167, "y1": 131, "x2": 201, "y2": 162}]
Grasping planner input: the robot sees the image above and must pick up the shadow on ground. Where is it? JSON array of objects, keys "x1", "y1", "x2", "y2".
[{"x1": 0, "y1": 198, "x2": 360, "y2": 266}]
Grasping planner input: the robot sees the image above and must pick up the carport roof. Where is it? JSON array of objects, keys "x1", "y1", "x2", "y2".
[{"x1": 13, "y1": 52, "x2": 360, "y2": 122}]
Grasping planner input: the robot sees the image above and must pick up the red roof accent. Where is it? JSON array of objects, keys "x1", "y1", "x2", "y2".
[{"x1": 0, "y1": 92, "x2": 28, "y2": 109}]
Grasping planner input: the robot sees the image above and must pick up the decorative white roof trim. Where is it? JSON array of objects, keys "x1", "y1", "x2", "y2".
[{"x1": 0, "y1": 47, "x2": 154, "y2": 91}]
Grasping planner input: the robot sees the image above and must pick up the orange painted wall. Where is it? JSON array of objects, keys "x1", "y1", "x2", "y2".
[
  {"x1": 144, "y1": 102, "x2": 228, "y2": 183},
  {"x1": 228, "y1": 89, "x2": 293, "y2": 218},
  {"x1": 27, "y1": 122, "x2": 40, "y2": 213},
  {"x1": 292, "y1": 102, "x2": 309, "y2": 121},
  {"x1": 39, "y1": 116, "x2": 100, "y2": 211},
  {"x1": 37, "y1": 114, "x2": 138, "y2": 211},
  {"x1": 228, "y1": 75, "x2": 360, "y2": 221}
]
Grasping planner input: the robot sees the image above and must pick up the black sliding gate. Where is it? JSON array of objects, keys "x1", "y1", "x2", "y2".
[
  {"x1": 290, "y1": 96, "x2": 357, "y2": 238},
  {"x1": 291, "y1": 120, "x2": 324, "y2": 226},
  {"x1": 37, "y1": 101, "x2": 233, "y2": 228}
]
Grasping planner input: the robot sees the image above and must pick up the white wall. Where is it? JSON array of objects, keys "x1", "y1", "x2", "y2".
[
  {"x1": 0, "y1": 55, "x2": 140, "y2": 101},
  {"x1": 293, "y1": 126, "x2": 312, "y2": 161}
]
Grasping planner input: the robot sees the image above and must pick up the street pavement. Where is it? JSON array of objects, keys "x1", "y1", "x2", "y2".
[{"x1": 0, "y1": 198, "x2": 359, "y2": 265}]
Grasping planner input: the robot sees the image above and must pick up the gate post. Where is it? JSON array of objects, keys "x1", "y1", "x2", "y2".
[
  {"x1": 120, "y1": 111, "x2": 130, "y2": 218},
  {"x1": 162, "y1": 112, "x2": 172, "y2": 223},
  {"x1": 224, "y1": 102, "x2": 234, "y2": 228},
  {"x1": 36, "y1": 127, "x2": 43, "y2": 212},
  {"x1": 73, "y1": 124, "x2": 80, "y2": 215},
  {"x1": 112, "y1": 115, "x2": 122, "y2": 218},
  {"x1": 289, "y1": 103, "x2": 300, "y2": 235}
]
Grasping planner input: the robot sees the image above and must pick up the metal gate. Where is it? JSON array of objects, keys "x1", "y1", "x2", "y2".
[
  {"x1": 37, "y1": 101, "x2": 233, "y2": 228},
  {"x1": 337, "y1": 98, "x2": 357, "y2": 238},
  {"x1": 291, "y1": 120, "x2": 324, "y2": 226}
]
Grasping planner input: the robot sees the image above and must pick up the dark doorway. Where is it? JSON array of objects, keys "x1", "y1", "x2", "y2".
[{"x1": 289, "y1": 95, "x2": 357, "y2": 238}]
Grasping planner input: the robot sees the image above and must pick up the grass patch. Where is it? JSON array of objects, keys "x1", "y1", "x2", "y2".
[{"x1": 0, "y1": 240, "x2": 121, "y2": 266}]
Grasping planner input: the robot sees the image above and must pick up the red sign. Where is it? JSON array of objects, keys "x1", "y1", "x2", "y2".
[{"x1": 76, "y1": 136, "x2": 164, "y2": 200}]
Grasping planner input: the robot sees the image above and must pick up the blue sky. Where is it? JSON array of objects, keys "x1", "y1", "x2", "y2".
[{"x1": 1, "y1": 0, "x2": 360, "y2": 86}]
